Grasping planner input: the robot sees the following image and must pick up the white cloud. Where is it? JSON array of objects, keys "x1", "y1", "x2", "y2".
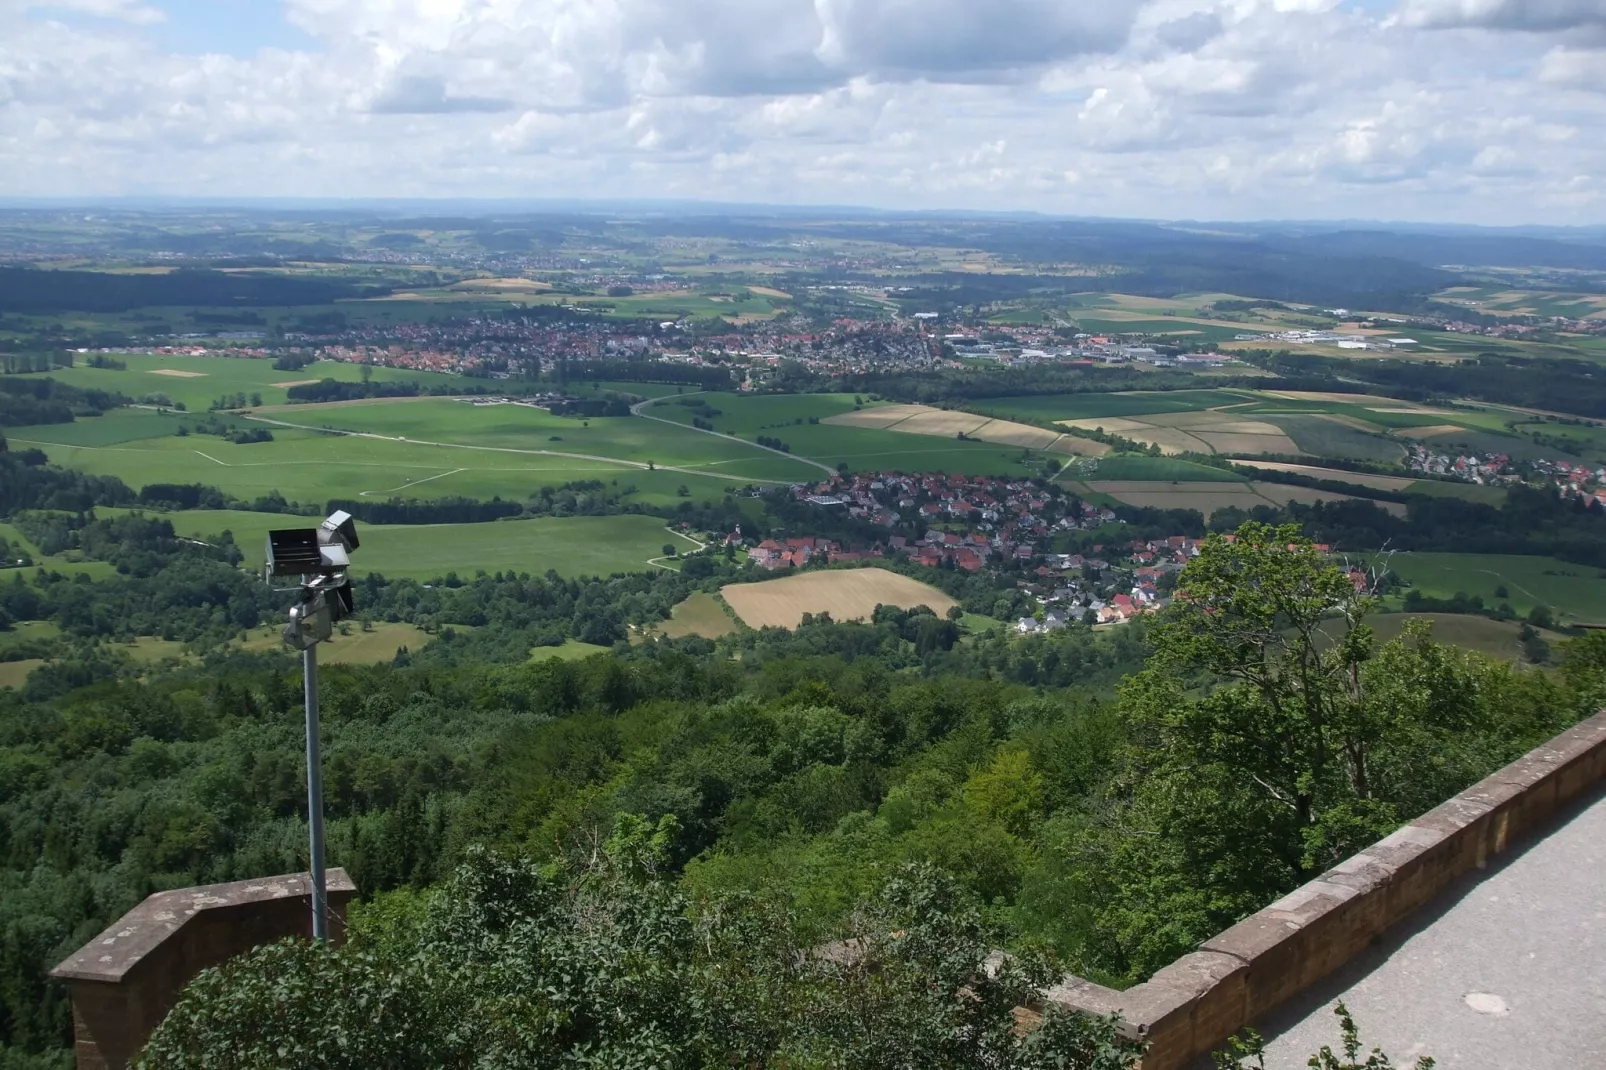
[
  {"x1": 0, "y1": 0, "x2": 1601, "y2": 222},
  {"x1": 10, "y1": 0, "x2": 165, "y2": 24},
  {"x1": 1399, "y1": 0, "x2": 1606, "y2": 33}
]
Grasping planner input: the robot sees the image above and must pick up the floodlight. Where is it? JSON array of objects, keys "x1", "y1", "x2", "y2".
[
  {"x1": 265, "y1": 528, "x2": 322, "y2": 578},
  {"x1": 319, "y1": 510, "x2": 359, "y2": 553},
  {"x1": 264, "y1": 512, "x2": 361, "y2": 948}
]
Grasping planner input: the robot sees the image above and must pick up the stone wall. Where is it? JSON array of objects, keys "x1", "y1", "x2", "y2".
[
  {"x1": 1041, "y1": 709, "x2": 1606, "y2": 1070},
  {"x1": 50, "y1": 869, "x2": 356, "y2": 1070}
]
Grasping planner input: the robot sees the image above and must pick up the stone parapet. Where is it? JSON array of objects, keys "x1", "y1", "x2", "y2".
[
  {"x1": 1043, "y1": 709, "x2": 1606, "y2": 1070},
  {"x1": 51, "y1": 869, "x2": 356, "y2": 1070}
]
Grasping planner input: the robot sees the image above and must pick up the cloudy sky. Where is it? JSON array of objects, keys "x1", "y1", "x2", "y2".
[{"x1": 3, "y1": 0, "x2": 1604, "y2": 223}]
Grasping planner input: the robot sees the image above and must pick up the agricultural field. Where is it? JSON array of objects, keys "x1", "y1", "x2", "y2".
[
  {"x1": 1265, "y1": 414, "x2": 1405, "y2": 463},
  {"x1": 645, "y1": 592, "x2": 738, "y2": 640},
  {"x1": 107, "y1": 508, "x2": 690, "y2": 580},
  {"x1": 643, "y1": 392, "x2": 1040, "y2": 476},
  {"x1": 24, "y1": 353, "x2": 463, "y2": 412},
  {"x1": 1434, "y1": 286, "x2": 1606, "y2": 320},
  {"x1": 1061, "y1": 409, "x2": 1300, "y2": 456},
  {"x1": 720, "y1": 568, "x2": 957, "y2": 630},
  {"x1": 1319, "y1": 613, "x2": 1570, "y2": 662},
  {"x1": 823, "y1": 404, "x2": 1107, "y2": 456},
  {"x1": 1079, "y1": 481, "x2": 1269, "y2": 516},
  {"x1": 1228, "y1": 461, "x2": 1420, "y2": 491},
  {"x1": 257, "y1": 397, "x2": 823, "y2": 484},
  {"x1": 1073, "y1": 455, "x2": 1248, "y2": 482},
  {"x1": 1070, "y1": 479, "x2": 1397, "y2": 517},
  {"x1": 13, "y1": 397, "x2": 821, "y2": 506},
  {"x1": 1374, "y1": 552, "x2": 1606, "y2": 625},
  {"x1": 970, "y1": 390, "x2": 1255, "y2": 423}
]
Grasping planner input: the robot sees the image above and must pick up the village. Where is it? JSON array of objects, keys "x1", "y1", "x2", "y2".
[{"x1": 739, "y1": 471, "x2": 1168, "y2": 627}]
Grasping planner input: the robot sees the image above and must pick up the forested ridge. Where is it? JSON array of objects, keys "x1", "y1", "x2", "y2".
[{"x1": 2, "y1": 514, "x2": 1602, "y2": 1066}]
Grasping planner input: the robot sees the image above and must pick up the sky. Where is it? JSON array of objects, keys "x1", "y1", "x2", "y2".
[{"x1": 3, "y1": 0, "x2": 1605, "y2": 224}]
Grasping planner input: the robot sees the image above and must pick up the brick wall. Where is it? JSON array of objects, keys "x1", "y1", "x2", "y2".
[
  {"x1": 1041, "y1": 710, "x2": 1606, "y2": 1070},
  {"x1": 50, "y1": 870, "x2": 356, "y2": 1070}
]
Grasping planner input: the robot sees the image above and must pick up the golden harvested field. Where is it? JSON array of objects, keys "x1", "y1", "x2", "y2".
[
  {"x1": 1261, "y1": 391, "x2": 1418, "y2": 406},
  {"x1": 1397, "y1": 425, "x2": 1469, "y2": 440},
  {"x1": 970, "y1": 419, "x2": 1061, "y2": 450},
  {"x1": 1061, "y1": 417, "x2": 1151, "y2": 433},
  {"x1": 747, "y1": 286, "x2": 792, "y2": 298},
  {"x1": 826, "y1": 406, "x2": 1107, "y2": 455},
  {"x1": 893, "y1": 410, "x2": 992, "y2": 436},
  {"x1": 272, "y1": 379, "x2": 323, "y2": 388},
  {"x1": 652, "y1": 592, "x2": 737, "y2": 640},
  {"x1": 447, "y1": 278, "x2": 552, "y2": 292},
  {"x1": 1062, "y1": 410, "x2": 1298, "y2": 456},
  {"x1": 721, "y1": 568, "x2": 957, "y2": 629},
  {"x1": 826, "y1": 404, "x2": 931, "y2": 429},
  {"x1": 1230, "y1": 461, "x2": 1418, "y2": 491},
  {"x1": 1047, "y1": 435, "x2": 1110, "y2": 457}
]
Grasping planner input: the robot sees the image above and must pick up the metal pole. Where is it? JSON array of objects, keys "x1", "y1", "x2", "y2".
[{"x1": 303, "y1": 641, "x2": 329, "y2": 942}]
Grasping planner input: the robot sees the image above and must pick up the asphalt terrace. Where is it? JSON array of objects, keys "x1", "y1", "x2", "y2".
[{"x1": 1247, "y1": 787, "x2": 1606, "y2": 1069}]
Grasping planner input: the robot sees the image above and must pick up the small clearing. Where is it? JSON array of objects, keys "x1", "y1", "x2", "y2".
[
  {"x1": 651, "y1": 592, "x2": 738, "y2": 640},
  {"x1": 722, "y1": 568, "x2": 957, "y2": 630},
  {"x1": 149, "y1": 368, "x2": 207, "y2": 378}
]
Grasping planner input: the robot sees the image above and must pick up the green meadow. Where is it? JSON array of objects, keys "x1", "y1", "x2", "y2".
[
  {"x1": 28, "y1": 353, "x2": 462, "y2": 411},
  {"x1": 1375, "y1": 552, "x2": 1606, "y2": 624},
  {"x1": 644, "y1": 392, "x2": 1039, "y2": 476},
  {"x1": 269, "y1": 397, "x2": 822, "y2": 482},
  {"x1": 108, "y1": 509, "x2": 691, "y2": 580},
  {"x1": 12, "y1": 396, "x2": 820, "y2": 506}
]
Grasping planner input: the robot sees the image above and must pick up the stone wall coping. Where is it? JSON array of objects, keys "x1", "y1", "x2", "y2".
[
  {"x1": 50, "y1": 869, "x2": 355, "y2": 984},
  {"x1": 1043, "y1": 708, "x2": 1606, "y2": 1070}
]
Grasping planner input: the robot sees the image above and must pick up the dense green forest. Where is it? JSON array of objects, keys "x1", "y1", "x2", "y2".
[
  {"x1": 0, "y1": 267, "x2": 391, "y2": 315},
  {"x1": 3, "y1": 513, "x2": 1601, "y2": 1066}
]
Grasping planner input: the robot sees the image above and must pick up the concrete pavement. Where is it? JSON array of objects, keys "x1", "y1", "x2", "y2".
[{"x1": 1248, "y1": 789, "x2": 1606, "y2": 1069}]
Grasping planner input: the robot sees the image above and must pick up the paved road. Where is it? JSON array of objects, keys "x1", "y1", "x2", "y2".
[{"x1": 1249, "y1": 790, "x2": 1606, "y2": 1069}]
